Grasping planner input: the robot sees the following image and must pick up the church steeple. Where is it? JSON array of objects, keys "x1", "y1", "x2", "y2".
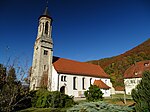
[
  {"x1": 43, "y1": 6, "x2": 49, "y2": 16},
  {"x1": 30, "y1": 6, "x2": 53, "y2": 91},
  {"x1": 37, "y1": 6, "x2": 53, "y2": 41},
  {"x1": 39, "y1": 6, "x2": 53, "y2": 20}
]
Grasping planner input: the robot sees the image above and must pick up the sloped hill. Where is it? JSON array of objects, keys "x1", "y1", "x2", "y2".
[{"x1": 88, "y1": 38, "x2": 150, "y2": 87}]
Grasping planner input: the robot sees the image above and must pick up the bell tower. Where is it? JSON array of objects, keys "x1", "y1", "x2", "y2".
[{"x1": 30, "y1": 6, "x2": 53, "y2": 90}]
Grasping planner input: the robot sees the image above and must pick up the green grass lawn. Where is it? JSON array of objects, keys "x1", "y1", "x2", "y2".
[
  {"x1": 18, "y1": 107, "x2": 67, "y2": 112},
  {"x1": 104, "y1": 94, "x2": 134, "y2": 106},
  {"x1": 19, "y1": 94, "x2": 134, "y2": 112},
  {"x1": 111, "y1": 94, "x2": 132, "y2": 99}
]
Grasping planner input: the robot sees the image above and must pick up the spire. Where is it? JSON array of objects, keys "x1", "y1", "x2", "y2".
[
  {"x1": 42, "y1": 0, "x2": 50, "y2": 17},
  {"x1": 39, "y1": 5, "x2": 52, "y2": 20},
  {"x1": 43, "y1": 6, "x2": 50, "y2": 16}
]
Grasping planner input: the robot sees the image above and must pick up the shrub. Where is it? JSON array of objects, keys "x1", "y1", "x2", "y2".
[
  {"x1": 31, "y1": 89, "x2": 75, "y2": 108},
  {"x1": 67, "y1": 101, "x2": 134, "y2": 112},
  {"x1": 50, "y1": 91, "x2": 75, "y2": 108},
  {"x1": 131, "y1": 71, "x2": 150, "y2": 112},
  {"x1": 84, "y1": 85, "x2": 103, "y2": 101}
]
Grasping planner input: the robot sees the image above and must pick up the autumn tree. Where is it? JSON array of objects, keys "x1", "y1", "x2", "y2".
[
  {"x1": 0, "y1": 64, "x2": 6, "y2": 90},
  {"x1": 131, "y1": 71, "x2": 150, "y2": 112},
  {"x1": 0, "y1": 65, "x2": 31, "y2": 112}
]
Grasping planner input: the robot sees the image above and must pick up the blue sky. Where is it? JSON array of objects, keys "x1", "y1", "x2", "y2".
[{"x1": 0, "y1": 0, "x2": 150, "y2": 68}]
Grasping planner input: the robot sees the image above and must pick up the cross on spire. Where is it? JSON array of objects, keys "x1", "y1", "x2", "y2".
[{"x1": 46, "y1": 0, "x2": 48, "y2": 7}]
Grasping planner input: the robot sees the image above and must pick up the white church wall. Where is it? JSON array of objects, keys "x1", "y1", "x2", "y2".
[
  {"x1": 124, "y1": 78, "x2": 141, "y2": 95},
  {"x1": 51, "y1": 66, "x2": 59, "y2": 91},
  {"x1": 57, "y1": 73, "x2": 112, "y2": 97}
]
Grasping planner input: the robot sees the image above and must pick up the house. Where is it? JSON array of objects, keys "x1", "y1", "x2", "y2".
[
  {"x1": 124, "y1": 60, "x2": 150, "y2": 95},
  {"x1": 114, "y1": 86, "x2": 125, "y2": 94},
  {"x1": 30, "y1": 6, "x2": 112, "y2": 97},
  {"x1": 93, "y1": 80, "x2": 111, "y2": 96}
]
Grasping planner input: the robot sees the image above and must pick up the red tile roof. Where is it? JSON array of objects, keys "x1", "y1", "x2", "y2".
[
  {"x1": 53, "y1": 57, "x2": 110, "y2": 78},
  {"x1": 124, "y1": 60, "x2": 150, "y2": 78},
  {"x1": 114, "y1": 86, "x2": 125, "y2": 91},
  {"x1": 93, "y1": 80, "x2": 110, "y2": 89}
]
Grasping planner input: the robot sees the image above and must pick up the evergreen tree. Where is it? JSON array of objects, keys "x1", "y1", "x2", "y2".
[
  {"x1": 84, "y1": 85, "x2": 103, "y2": 101},
  {"x1": 131, "y1": 71, "x2": 150, "y2": 112}
]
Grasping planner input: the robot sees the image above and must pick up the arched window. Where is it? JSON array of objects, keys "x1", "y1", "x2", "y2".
[
  {"x1": 45, "y1": 21, "x2": 49, "y2": 34},
  {"x1": 64, "y1": 76, "x2": 67, "y2": 82},
  {"x1": 60, "y1": 75, "x2": 67, "y2": 82},
  {"x1": 82, "y1": 78, "x2": 85, "y2": 90},
  {"x1": 61, "y1": 76, "x2": 63, "y2": 81},
  {"x1": 44, "y1": 65, "x2": 46, "y2": 70},
  {"x1": 73, "y1": 77, "x2": 77, "y2": 90},
  {"x1": 90, "y1": 78, "x2": 92, "y2": 85}
]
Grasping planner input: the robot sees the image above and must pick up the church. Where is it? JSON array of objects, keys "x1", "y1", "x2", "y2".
[{"x1": 30, "y1": 7, "x2": 113, "y2": 97}]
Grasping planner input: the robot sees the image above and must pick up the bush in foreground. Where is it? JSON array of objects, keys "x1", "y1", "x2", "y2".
[
  {"x1": 67, "y1": 101, "x2": 134, "y2": 112},
  {"x1": 31, "y1": 89, "x2": 75, "y2": 108},
  {"x1": 84, "y1": 85, "x2": 103, "y2": 101},
  {"x1": 18, "y1": 107, "x2": 66, "y2": 112}
]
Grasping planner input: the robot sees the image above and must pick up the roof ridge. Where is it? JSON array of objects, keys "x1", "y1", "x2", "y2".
[
  {"x1": 60, "y1": 57, "x2": 102, "y2": 67},
  {"x1": 53, "y1": 57, "x2": 110, "y2": 78}
]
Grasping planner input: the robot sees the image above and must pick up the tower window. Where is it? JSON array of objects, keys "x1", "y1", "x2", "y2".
[
  {"x1": 44, "y1": 50, "x2": 48, "y2": 55},
  {"x1": 44, "y1": 65, "x2": 46, "y2": 70},
  {"x1": 45, "y1": 21, "x2": 49, "y2": 34}
]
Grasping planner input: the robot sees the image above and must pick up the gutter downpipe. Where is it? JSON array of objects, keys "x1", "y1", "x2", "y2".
[{"x1": 57, "y1": 73, "x2": 60, "y2": 91}]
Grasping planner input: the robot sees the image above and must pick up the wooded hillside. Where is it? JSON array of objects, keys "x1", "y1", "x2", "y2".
[{"x1": 88, "y1": 38, "x2": 150, "y2": 87}]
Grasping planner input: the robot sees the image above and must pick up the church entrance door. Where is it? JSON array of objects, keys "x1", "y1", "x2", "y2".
[{"x1": 60, "y1": 86, "x2": 65, "y2": 94}]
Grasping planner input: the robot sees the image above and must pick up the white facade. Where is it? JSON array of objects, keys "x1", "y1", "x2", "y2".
[
  {"x1": 51, "y1": 66, "x2": 112, "y2": 97},
  {"x1": 124, "y1": 78, "x2": 141, "y2": 95}
]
